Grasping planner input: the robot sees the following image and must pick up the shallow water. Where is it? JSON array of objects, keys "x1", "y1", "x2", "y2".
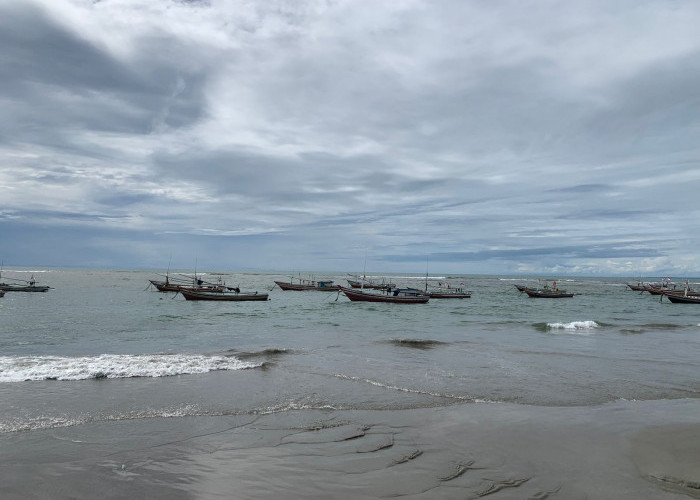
[{"x1": 1, "y1": 269, "x2": 699, "y2": 498}]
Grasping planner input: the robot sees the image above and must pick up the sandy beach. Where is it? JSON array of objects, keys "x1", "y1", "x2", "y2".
[{"x1": 3, "y1": 398, "x2": 699, "y2": 499}]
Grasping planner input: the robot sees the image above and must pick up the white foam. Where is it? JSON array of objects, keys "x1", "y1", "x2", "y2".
[
  {"x1": 0, "y1": 404, "x2": 206, "y2": 433},
  {"x1": 547, "y1": 321, "x2": 599, "y2": 331},
  {"x1": 0, "y1": 354, "x2": 261, "y2": 383},
  {"x1": 333, "y1": 373, "x2": 472, "y2": 401}
]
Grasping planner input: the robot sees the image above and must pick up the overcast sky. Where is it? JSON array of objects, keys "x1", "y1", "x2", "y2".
[{"x1": 1, "y1": 0, "x2": 699, "y2": 275}]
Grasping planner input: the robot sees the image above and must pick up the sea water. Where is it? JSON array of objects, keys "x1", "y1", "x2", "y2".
[{"x1": 1, "y1": 269, "x2": 699, "y2": 498}]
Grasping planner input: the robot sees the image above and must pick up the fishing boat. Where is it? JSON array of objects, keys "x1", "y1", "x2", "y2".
[
  {"x1": 0, "y1": 290, "x2": 5, "y2": 297},
  {"x1": 179, "y1": 289, "x2": 269, "y2": 301},
  {"x1": 514, "y1": 284, "x2": 529, "y2": 292},
  {"x1": 150, "y1": 271, "x2": 231, "y2": 293},
  {"x1": 665, "y1": 294, "x2": 700, "y2": 304},
  {"x1": 149, "y1": 278, "x2": 182, "y2": 292},
  {"x1": 428, "y1": 289, "x2": 471, "y2": 299},
  {"x1": 626, "y1": 282, "x2": 646, "y2": 291},
  {"x1": 424, "y1": 281, "x2": 471, "y2": 298},
  {"x1": 275, "y1": 277, "x2": 339, "y2": 291},
  {"x1": 660, "y1": 282, "x2": 700, "y2": 302},
  {"x1": 643, "y1": 278, "x2": 678, "y2": 295},
  {"x1": 0, "y1": 274, "x2": 50, "y2": 292},
  {"x1": 523, "y1": 282, "x2": 574, "y2": 298},
  {"x1": 338, "y1": 285, "x2": 429, "y2": 303},
  {"x1": 346, "y1": 276, "x2": 395, "y2": 290}
]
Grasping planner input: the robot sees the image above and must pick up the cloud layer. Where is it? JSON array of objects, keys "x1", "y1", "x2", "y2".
[{"x1": 1, "y1": 0, "x2": 699, "y2": 275}]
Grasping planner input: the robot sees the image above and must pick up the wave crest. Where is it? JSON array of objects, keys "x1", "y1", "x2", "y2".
[
  {"x1": 547, "y1": 321, "x2": 599, "y2": 330},
  {"x1": 0, "y1": 354, "x2": 262, "y2": 383}
]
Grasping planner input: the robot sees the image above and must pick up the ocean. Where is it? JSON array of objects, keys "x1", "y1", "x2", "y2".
[{"x1": 1, "y1": 269, "x2": 699, "y2": 499}]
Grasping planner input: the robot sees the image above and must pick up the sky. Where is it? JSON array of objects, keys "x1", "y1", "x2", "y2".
[{"x1": 1, "y1": 0, "x2": 699, "y2": 276}]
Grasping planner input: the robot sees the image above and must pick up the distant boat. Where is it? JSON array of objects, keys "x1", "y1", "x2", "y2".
[
  {"x1": 149, "y1": 271, "x2": 232, "y2": 293},
  {"x1": 0, "y1": 290, "x2": 5, "y2": 297},
  {"x1": 338, "y1": 285, "x2": 429, "y2": 303},
  {"x1": 427, "y1": 289, "x2": 471, "y2": 299},
  {"x1": 0, "y1": 273, "x2": 50, "y2": 292},
  {"x1": 424, "y1": 281, "x2": 471, "y2": 299},
  {"x1": 643, "y1": 278, "x2": 677, "y2": 295},
  {"x1": 179, "y1": 289, "x2": 269, "y2": 301},
  {"x1": 346, "y1": 276, "x2": 395, "y2": 290},
  {"x1": 275, "y1": 277, "x2": 339, "y2": 291},
  {"x1": 626, "y1": 282, "x2": 646, "y2": 291},
  {"x1": 523, "y1": 281, "x2": 574, "y2": 298}
]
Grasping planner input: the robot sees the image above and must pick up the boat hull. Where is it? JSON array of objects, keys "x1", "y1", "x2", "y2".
[
  {"x1": 150, "y1": 280, "x2": 182, "y2": 292},
  {"x1": 347, "y1": 279, "x2": 393, "y2": 290},
  {"x1": 428, "y1": 292, "x2": 471, "y2": 299},
  {"x1": 0, "y1": 284, "x2": 50, "y2": 292},
  {"x1": 665, "y1": 294, "x2": 700, "y2": 304},
  {"x1": 339, "y1": 286, "x2": 429, "y2": 303},
  {"x1": 275, "y1": 281, "x2": 339, "y2": 291},
  {"x1": 524, "y1": 290, "x2": 574, "y2": 298},
  {"x1": 180, "y1": 290, "x2": 269, "y2": 301}
]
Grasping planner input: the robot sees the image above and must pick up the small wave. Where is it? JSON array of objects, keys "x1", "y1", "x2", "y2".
[
  {"x1": 333, "y1": 374, "x2": 472, "y2": 401},
  {"x1": 620, "y1": 328, "x2": 645, "y2": 335},
  {"x1": 533, "y1": 321, "x2": 599, "y2": 334},
  {"x1": 641, "y1": 323, "x2": 685, "y2": 330},
  {"x1": 385, "y1": 339, "x2": 447, "y2": 349},
  {"x1": 0, "y1": 354, "x2": 262, "y2": 383},
  {"x1": 233, "y1": 348, "x2": 294, "y2": 359},
  {"x1": 0, "y1": 404, "x2": 207, "y2": 433}
]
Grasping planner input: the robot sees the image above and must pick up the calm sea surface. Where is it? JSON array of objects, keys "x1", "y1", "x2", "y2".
[{"x1": 1, "y1": 268, "x2": 699, "y2": 434}]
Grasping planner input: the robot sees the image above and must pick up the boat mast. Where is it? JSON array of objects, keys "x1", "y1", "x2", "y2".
[{"x1": 425, "y1": 256, "x2": 429, "y2": 292}]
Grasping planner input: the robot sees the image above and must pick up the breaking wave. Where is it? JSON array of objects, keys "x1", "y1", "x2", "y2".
[
  {"x1": 533, "y1": 321, "x2": 600, "y2": 334},
  {"x1": 0, "y1": 353, "x2": 262, "y2": 383},
  {"x1": 548, "y1": 321, "x2": 599, "y2": 330},
  {"x1": 385, "y1": 339, "x2": 447, "y2": 349}
]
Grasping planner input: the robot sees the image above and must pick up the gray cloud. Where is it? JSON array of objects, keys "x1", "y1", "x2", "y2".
[{"x1": 1, "y1": 0, "x2": 699, "y2": 275}]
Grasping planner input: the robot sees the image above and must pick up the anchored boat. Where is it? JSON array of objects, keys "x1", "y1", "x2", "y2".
[
  {"x1": 338, "y1": 286, "x2": 429, "y2": 303},
  {"x1": 179, "y1": 289, "x2": 269, "y2": 301}
]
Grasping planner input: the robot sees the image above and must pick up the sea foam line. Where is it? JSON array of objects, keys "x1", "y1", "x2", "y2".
[
  {"x1": 334, "y1": 373, "x2": 474, "y2": 401},
  {"x1": 0, "y1": 353, "x2": 262, "y2": 383}
]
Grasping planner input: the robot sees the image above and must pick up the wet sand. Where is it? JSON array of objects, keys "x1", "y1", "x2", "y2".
[{"x1": 2, "y1": 399, "x2": 699, "y2": 499}]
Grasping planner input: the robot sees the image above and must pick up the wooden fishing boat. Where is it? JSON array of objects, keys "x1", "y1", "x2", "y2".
[
  {"x1": 149, "y1": 279, "x2": 182, "y2": 292},
  {"x1": 275, "y1": 278, "x2": 339, "y2": 291},
  {"x1": 179, "y1": 289, "x2": 269, "y2": 301},
  {"x1": 514, "y1": 284, "x2": 529, "y2": 292},
  {"x1": 338, "y1": 286, "x2": 429, "y2": 303},
  {"x1": 424, "y1": 282, "x2": 471, "y2": 298},
  {"x1": 346, "y1": 277, "x2": 394, "y2": 290},
  {"x1": 627, "y1": 282, "x2": 646, "y2": 291},
  {"x1": 643, "y1": 278, "x2": 677, "y2": 295},
  {"x1": 523, "y1": 282, "x2": 573, "y2": 298},
  {"x1": 665, "y1": 294, "x2": 700, "y2": 304},
  {"x1": 150, "y1": 271, "x2": 233, "y2": 293},
  {"x1": 150, "y1": 279, "x2": 227, "y2": 293},
  {"x1": 0, "y1": 274, "x2": 50, "y2": 292}
]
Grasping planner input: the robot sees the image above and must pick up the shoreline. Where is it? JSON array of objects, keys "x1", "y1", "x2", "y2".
[{"x1": 2, "y1": 399, "x2": 699, "y2": 499}]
